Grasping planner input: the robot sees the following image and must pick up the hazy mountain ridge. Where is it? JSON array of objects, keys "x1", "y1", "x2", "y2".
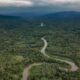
[
  {"x1": 37, "y1": 11, "x2": 80, "y2": 20},
  {"x1": 0, "y1": 11, "x2": 80, "y2": 20}
]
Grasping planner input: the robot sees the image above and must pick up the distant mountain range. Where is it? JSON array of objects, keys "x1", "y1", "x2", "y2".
[
  {"x1": 0, "y1": 11, "x2": 80, "y2": 20},
  {"x1": 37, "y1": 11, "x2": 80, "y2": 20},
  {"x1": 0, "y1": 15, "x2": 20, "y2": 19}
]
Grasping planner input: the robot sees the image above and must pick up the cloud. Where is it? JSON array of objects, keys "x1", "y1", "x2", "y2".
[
  {"x1": 0, "y1": 0, "x2": 80, "y2": 13},
  {"x1": 0, "y1": 0, "x2": 33, "y2": 7},
  {"x1": 32, "y1": 0, "x2": 80, "y2": 6},
  {"x1": 0, "y1": 0, "x2": 80, "y2": 7}
]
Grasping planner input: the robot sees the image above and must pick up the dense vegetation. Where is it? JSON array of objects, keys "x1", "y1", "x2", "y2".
[{"x1": 0, "y1": 17, "x2": 80, "y2": 80}]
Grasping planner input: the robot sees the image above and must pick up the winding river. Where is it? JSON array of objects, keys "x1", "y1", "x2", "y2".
[{"x1": 22, "y1": 37, "x2": 79, "y2": 80}]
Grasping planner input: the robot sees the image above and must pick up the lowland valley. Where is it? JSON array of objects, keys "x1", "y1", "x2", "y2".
[{"x1": 0, "y1": 13, "x2": 80, "y2": 80}]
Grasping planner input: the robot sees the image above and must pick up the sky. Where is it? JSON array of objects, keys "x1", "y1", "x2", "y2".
[
  {"x1": 0, "y1": 0, "x2": 80, "y2": 14},
  {"x1": 0, "y1": 0, "x2": 80, "y2": 7}
]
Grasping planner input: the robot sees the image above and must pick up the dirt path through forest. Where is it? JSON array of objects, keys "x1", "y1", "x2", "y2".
[
  {"x1": 41, "y1": 37, "x2": 78, "y2": 72},
  {"x1": 22, "y1": 37, "x2": 79, "y2": 80}
]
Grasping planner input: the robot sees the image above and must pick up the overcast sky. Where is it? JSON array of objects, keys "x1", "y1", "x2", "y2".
[
  {"x1": 0, "y1": 0, "x2": 80, "y2": 14},
  {"x1": 0, "y1": 0, "x2": 80, "y2": 6}
]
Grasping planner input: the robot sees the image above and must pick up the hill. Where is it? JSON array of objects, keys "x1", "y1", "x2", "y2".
[
  {"x1": 37, "y1": 11, "x2": 80, "y2": 20},
  {"x1": 0, "y1": 11, "x2": 80, "y2": 20}
]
